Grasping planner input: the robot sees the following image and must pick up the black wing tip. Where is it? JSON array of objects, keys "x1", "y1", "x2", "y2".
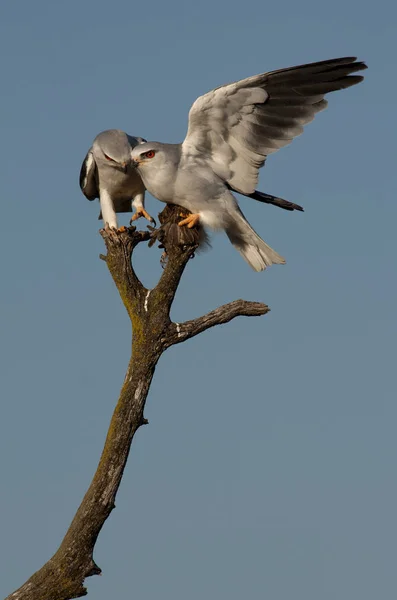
[
  {"x1": 316, "y1": 57, "x2": 368, "y2": 77},
  {"x1": 309, "y1": 56, "x2": 367, "y2": 69},
  {"x1": 335, "y1": 56, "x2": 367, "y2": 66},
  {"x1": 246, "y1": 190, "x2": 304, "y2": 212},
  {"x1": 273, "y1": 201, "x2": 304, "y2": 212}
]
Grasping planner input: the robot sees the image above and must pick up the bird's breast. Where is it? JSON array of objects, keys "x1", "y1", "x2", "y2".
[
  {"x1": 99, "y1": 167, "x2": 143, "y2": 198},
  {"x1": 140, "y1": 168, "x2": 176, "y2": 203}
]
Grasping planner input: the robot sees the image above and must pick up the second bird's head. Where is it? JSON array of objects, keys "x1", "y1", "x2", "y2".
[{"x1": 93, "y1": 129, "x2": 146, "y2": 173}]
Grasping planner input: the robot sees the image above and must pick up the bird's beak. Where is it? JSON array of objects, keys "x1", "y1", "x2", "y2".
[
  {"x1": 121, "y1": 162, "x2": 128, "y2": 174},
  {"x1": 131, "y1": 159, "x2": 140, "y2": 168}
]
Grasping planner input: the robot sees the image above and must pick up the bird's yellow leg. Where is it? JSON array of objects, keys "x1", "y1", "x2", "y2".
[
  {"x1": 178, "y1": 214, "x2": 201, "y2": 228},
  {"x1": 130, "y1": 207, "x2": 156, "y2": 225}
]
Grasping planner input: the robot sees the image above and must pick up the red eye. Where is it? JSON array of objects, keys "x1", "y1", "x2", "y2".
[
  {"x1": 104, "y1": 153, "x2": 113, "y2": 161},
  {"x1": 144, "y1": 150, "x2": 155, "y2": 159}
]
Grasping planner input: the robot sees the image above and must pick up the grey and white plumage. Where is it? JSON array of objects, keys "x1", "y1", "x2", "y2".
[
  {"x1": 130, "y1": 57, "x2": 367, "y2": 271},
  {"x1": 80, "y1": 129, "x2": 148, "y2": 229}
]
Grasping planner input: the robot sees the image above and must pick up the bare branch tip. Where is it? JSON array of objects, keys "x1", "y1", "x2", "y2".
[
  {"x1": 85, "y1": 560, "x2": 102, "y2": 578},
  {"x1": 99, "y1": 225, "x2": 150, "y2": 244}
]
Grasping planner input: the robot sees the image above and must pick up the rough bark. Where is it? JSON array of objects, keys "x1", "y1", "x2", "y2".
[{"x1": 6, "y1": 205, "x2": 269, "y2": 600}]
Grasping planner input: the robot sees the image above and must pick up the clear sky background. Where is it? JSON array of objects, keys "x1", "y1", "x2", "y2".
[{"x1": 0, "y1": 1, "x2": 395, "y2": 598}]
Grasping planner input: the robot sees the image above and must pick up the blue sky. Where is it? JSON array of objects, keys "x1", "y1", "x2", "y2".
[{"x1": 0, "y1": 0, "x2": 395, "y2": 598}]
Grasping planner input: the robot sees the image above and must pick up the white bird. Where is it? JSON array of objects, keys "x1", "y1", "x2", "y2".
[
  {"x1": 79, "y1": 129, "x2": 154, "y2": 230},
  {"x1": 130, "y1": 57, "x2": 367, "y2": 271}
]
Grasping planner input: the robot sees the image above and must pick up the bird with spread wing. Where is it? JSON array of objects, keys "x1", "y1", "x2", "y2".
[{"x1": 129, "y1": 57, "x2": 366, "y2": 271}]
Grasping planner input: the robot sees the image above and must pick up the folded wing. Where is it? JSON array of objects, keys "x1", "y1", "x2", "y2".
[
  {"x1": 182, "y1": 57, "x2": 367, "y2": 194},
  {"x1": 79, "y1": 149, "x2": 98, "y2": 200}
]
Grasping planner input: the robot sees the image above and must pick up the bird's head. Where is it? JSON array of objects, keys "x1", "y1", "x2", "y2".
[
  {"x1": 130, "y1": 142, "x2": 168, "y2": 173},
  {"x1": 93, "y1": 129, "x2": 146, "y2": 173}
]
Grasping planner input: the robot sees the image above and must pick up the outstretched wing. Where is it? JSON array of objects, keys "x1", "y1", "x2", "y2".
[
  {"x1": 182, "y1": 57, "x2": 367, "y2": 194},
  {"x1": 79, "y1": 149, "x2": 98, "y2": 200}
]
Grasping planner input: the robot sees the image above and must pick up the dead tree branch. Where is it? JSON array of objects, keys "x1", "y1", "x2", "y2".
[
  {"x1": 6, "y1": 205, "x2": 269, "y2": 600},
  {"x1": 164, "y1": 299, "x2": 270, "y2": 347}
]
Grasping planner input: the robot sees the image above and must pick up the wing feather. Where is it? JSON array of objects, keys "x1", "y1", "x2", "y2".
[
  {"x1": 182, "y1": 57, "x2": 366, "y2": 194},
  {"x1": 79, "y1": 149, "x2": 98, "y2": 200}
]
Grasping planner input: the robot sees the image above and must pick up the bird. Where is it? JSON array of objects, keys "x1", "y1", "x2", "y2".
[
  {"x1": 130, "y1": 57, "x2": 367, "y2": 271},
  {"x1": 79, "y1": 129, "x2": 154, "y2": 230}
]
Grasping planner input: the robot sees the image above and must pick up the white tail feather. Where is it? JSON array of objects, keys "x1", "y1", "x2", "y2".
[{"x1": 226, "y1": 210, "x2": 285, "y2": 272}]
